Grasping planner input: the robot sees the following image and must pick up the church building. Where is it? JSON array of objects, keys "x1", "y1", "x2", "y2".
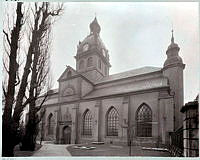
[{"x1": 38, "y1": 17, "x2": 185, "y2": 146}]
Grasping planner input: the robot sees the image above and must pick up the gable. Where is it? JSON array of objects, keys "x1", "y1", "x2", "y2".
[{"x1": 58, "y1": 66, "x2": 78, "y2": 82}]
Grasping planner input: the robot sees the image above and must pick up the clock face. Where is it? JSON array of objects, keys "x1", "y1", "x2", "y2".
[
  {"x1": 83, "y1": 44, "x2": 89, "y2": 52},
  {"x1": 102, "y1": 49, "x2": 106, "y2": 57}
]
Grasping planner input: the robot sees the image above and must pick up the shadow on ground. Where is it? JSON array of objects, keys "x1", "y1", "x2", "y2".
[{"x1": 14, "y1": 144, "x2": 42, "y2": 157}]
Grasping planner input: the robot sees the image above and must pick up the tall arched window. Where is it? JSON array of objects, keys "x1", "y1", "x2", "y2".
[
  {"x1": 87, "y1": 57, "x2": 93, "y2": 67},
  {"x1": 106, "y1": 107, "x2": 119, "y2": 136},
  {"x1": 136, "y1": 103, "x2": 152, "y2": 137},
  {"x1": 82, "y1": 109, "x2": 92, "y2": 135},
  {"x1": 79, "y1": 60, "x2": 84, "y2": 70},
  {"x1": 48, "y1": 113, "x2": 54, "y2": 135}
]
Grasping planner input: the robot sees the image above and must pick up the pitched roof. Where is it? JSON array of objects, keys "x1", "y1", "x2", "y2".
[
  {"x1": 58, "y1": 66, "x2": 78, "y2": 82},
  {"x1": 95, "y1": 66, "x2": 162, "y2": 84},
  {"x1": 84, "y1": 76, "x2": 168, "y2": 99}
]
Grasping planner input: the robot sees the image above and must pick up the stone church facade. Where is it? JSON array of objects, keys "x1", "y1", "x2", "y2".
[{"x1": 38, "y1": 17, "x2": 185, "y2": 146}]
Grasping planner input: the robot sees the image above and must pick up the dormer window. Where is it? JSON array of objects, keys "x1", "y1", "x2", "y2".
[
  {"x1": 83, "y1": 43, "x2": 89, "y2": 52},
  {"x1": 87, "y1": 57, "x2": 93, "y2": 67}
]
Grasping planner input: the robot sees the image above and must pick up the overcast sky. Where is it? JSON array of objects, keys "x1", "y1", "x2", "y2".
[{"x1": 50, "y1": 2, "x2": 199, "y2": 103}]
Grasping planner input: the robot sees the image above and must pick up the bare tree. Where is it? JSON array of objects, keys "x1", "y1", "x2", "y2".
[
  {"x1": 2, "y1": 2, "x2": 24, "y2": 156},
  {"x1": 21, "y1": 24, "x2": 53, "y2": 150},
  {"x1": 2, "y1": 2, "x2": 63, "y2": 156},
  {"x1": 19, "y1": 2, "x2": 63, "y2": 151}
]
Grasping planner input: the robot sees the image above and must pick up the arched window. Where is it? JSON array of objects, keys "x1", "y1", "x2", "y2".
[
  {"x1": 48, "y1": 113, "x2": 54, "y2": 135},
  {"x1": 98, "y1": 59, "x2": 101, "y2": 69},
  {"x1": 106, "y1": 107, "x2": 119, "y2": 136},
  {"x1": 82, "y1": 109, "x2": 92, "y2": 135},
  {"x1": 136, "y1": 103, "x2": 152, "y2": 137},
  {"x1": 67, "y1": 71, "x2": 72, "y2": 78},
  {"x1": 79, "y1": 60, "x2": 84, "y2": 70},
  {"x1": 83, "y1": 43, "x2": 89, "y2": 52},
  {"x1": 87, "y1": 57, "x2": 93, "y2": 67}
]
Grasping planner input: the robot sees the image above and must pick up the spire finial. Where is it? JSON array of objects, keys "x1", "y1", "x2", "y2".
[{"x1": 171, "y1": 29, "x2": 174, "y2": 44}]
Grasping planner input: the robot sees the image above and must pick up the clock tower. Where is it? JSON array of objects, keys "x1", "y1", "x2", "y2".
[{"x1": 74, "y1": 17, "x2": 111, "y2": 82}]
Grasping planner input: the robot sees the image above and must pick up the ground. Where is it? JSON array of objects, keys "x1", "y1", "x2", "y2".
[
  {"x1": 14, "y1": 143, "x2": 42, "y2": 157},
  {"x1": 32, "y1": 141, "x2": 71, "y2": 156},
  {"x1": 67, "y1": 143, "x2": 171, "y2": 157},
  {"x1": 14, "y1": 141, "x2": 171, "y2": 157}
]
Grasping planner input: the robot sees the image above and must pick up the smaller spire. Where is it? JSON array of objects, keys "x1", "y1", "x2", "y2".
[
  {"x1": 171, "y1": 29, "x2": 174, "y2": 44},
  {"x1": 90, "y1": 16, "x2": 101, "y2": 35},
  {"x1": 166, "y1": 29, "x2": 180, "y2": 52}
]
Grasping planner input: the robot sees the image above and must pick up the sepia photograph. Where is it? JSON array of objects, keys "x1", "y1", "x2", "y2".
[{"x1": 2, "y1": 1, "x2": 199, "y2": 158}]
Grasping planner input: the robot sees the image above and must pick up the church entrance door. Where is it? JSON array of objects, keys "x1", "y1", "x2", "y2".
[{"x1": 63, "y1": 126, "x2": 71, "y2": 144}]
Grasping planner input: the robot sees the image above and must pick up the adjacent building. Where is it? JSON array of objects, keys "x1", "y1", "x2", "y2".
[{"x1": 181, "y1": 96, "x2": 199, "y2": 157}]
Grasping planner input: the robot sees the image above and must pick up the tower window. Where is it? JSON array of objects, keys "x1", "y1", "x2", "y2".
[
  {"x1": 82, "y1": 109, "x2": 92, "y2": 135},
  {"x1": 79, "y1": 60, "x2": 84, "y2": 70},
  {"x1": 98, "y1": 59, "x2": 101, "y2": 69},
  {"x1": 87, "y1": 57, "x2": 93, "y2": 67},
  {"x1": 83, "y1": 43, "x2": 89, "y2": 52},
  {"x1": 136, "y1": 103, "x2": 152, "y2": 137},
  {"x1": 106, "y1": 107, "x2": 119, "y2": 136}
]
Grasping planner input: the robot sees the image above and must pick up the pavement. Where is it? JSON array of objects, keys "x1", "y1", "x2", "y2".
[{"x1": 32, "y1": 141, "x2": 71, "y2": 156}]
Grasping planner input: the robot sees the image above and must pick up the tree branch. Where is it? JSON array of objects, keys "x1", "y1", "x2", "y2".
[
  {"x1": 36, "y1": 93, "x2": 48, "y2": 113},
  {"x1": 2, "y1": 85, "x2": 7, "y2": 98},
  {"x1": 3, "y1": 30, "x2": 11, "y2": 46}
]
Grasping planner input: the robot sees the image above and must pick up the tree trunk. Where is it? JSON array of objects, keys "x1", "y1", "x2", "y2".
[
  {"x1": 20, "y1": 4, "x2": 44, "y2": 150},
  {"x1": 21, "y1": 119, "x2": 38, "y2": 151},
  {"x1": 2, "y1": 2, "x2": 23, "y2": 157}
]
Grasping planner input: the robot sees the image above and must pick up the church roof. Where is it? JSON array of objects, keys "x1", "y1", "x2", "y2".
[
  {"x1": 84, "y1": 76, "x2": 168, "y2": 99},
  {"x1": 95, "y1": 66, "x2": 162, "y2": 85}
]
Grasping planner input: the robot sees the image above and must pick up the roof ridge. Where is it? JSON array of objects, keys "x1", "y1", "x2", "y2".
[
  {"x1": 109, "y1": 66, "x2": 161, "y2": 76},
  {"x1": 95, "y1": 66, "x2": 162, "y2": 84}
]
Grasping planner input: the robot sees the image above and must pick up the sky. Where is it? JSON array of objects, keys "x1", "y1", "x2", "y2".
[{"x1": 48, "y1": 2, "x2": 199, "y2": 103}]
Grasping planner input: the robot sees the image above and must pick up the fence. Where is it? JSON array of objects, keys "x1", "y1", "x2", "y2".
[{"x1": 168, "y1": 127, "x2": 184, "y2": 157}]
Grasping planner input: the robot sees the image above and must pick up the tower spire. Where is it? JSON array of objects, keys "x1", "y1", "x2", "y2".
[
  {"x1": 90, "y1": 16, "x2": 101, "y2": 35},
  {"x1": 171, "y1": 29, "x2": 174, "y2": 44}
]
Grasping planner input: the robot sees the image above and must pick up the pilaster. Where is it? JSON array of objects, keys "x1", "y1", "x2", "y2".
[
  {"x1": 94, "y1": 100, "x2": 102, "y2": 141},
  {"x1": 71, "y1": 103, "x2": 79, "y2": 144}
]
